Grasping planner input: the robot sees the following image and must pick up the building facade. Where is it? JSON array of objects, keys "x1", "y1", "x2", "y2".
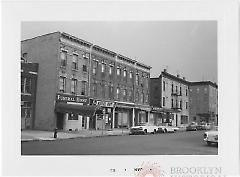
[
  {"x1": 21, "y1": 57, "x2": 39, "y2": 129},
  {"x1": 150, "y1": 69, "x2": 190, "y2": 127},
  {"x1": 21, "y1": 32, "x2": 151, "y2": 131},
  {"x1": 189, "y1": 81, "x2": 218, "y2": 125}
]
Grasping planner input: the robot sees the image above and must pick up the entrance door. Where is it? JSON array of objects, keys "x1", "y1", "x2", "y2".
[
  {"x1": 176, "y1": 114, "x2": 178, "y2": 127},
  {"x1": 56, "y1": 112, "x2": 64, "y2": 130}
]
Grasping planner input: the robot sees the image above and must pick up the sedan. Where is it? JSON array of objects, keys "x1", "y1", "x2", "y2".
[
  {"x1": 186, "y1": 122, "x2": 198, "y2": 131},
  {"x1": 204, "y1": 126, "x2": 218, "y2": 146},
  {"x1": 129, "y1": 123, "x2": 158, "y2": 135}
]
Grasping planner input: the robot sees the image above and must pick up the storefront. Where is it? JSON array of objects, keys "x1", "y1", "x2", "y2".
[
  {"x1": 55, "y1": 93, "x2": 99, "y2": 131},
  {"x1": 150, "y1": 107, "x2": 174, "y2": 126},
  {"x1": 134, "y1": 105, "x2": 151, "y2": 125},
  {"x1": 92, "y1": 100, "x2": 114, "y2": 130},
  {"x1": 114, "y1": 102, "x2": 134, "y2": 128}
]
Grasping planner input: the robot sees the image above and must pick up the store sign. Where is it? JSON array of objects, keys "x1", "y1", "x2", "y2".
[
  {"x1": 56, "y1": 93, "x2": 89, "y2": 105},
  {"x1": 93, "y1": 100, "x2": 115, "y2": 107}
]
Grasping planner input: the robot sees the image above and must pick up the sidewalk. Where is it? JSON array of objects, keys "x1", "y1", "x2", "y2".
[{"x1": 21, "y1": 129, "x2": 130, "y2": 142}]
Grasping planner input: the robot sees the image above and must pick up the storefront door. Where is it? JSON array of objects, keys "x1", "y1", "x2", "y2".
[{"x1": 56, "y1": 112, "x2": 64, "y2": 130}]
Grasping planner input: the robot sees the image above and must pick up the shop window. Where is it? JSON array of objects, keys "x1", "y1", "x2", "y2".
[
  {"x1": 71, "y1": 79, "x2": 77, "y2": 94},
  {"x1": 72, "y1": 54, "x2": 78, "y2": 70},
  {"x1": 21, "y1": 102, "x2": 32, "y2": 118},
  {"x1": 60, "y1": 51, "x2": 67, "y2": 67},
  {"x1": 21, "y1": 77, "x2": 31, "y2": 94},
  {"x1": 81, "y1": 81, "x2": 87, "y2": 95},
  {"x1": 59, "y1": 76, "x2": 66, "y2": 93},
  {"x1": 68, "y1": 113, "x2": 78, "y2": 120},
  {"x1": 181, "y1": 115, "x2": 188, "y2": 124},
  {"x1": 82, "y1": 116, "x2": 85, "y2": 127}
]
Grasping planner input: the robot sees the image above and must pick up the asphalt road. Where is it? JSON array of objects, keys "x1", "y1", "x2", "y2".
[{"x1": 21, "y1": 130, "x2": 217, "y2": 155}]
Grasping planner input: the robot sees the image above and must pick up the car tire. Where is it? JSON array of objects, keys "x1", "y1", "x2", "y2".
[
  {"x1": 153, "y1": 129, "x2": 157, "y2": 134},
  {"x1": 144, "y1": 129, "x2": 147, "y2": 134},
  {"x1": 164, "y1": 129, "x2": 167, "y2": 133}
]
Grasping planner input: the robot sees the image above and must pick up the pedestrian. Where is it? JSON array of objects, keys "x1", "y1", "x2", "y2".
[{"x1": 54, "y1": 128, "x2": 58, "y2": 138}]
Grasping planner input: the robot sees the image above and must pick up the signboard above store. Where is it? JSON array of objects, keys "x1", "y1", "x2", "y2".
[
  {"x1": 93, "y1": 100, "x2": 115, "y2": 107},
  {"x1": 56, "y1": 93, "x2": 89, "y2": 105}
]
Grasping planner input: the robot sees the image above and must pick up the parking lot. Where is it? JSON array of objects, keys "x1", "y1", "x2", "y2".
[{"x1": 22, "y1": 130, "x2": 217, "y2": 155}]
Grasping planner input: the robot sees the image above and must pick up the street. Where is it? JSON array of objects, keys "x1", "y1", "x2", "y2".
[{"x1": 21, "y1": 130, "x2": 217, "y2": 155}]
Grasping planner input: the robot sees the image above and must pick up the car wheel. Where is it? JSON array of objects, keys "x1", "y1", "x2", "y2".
[
  {"x1": 144, "y1": 129, "x2": 147, "y2": 134},
  {"x1": 153, "y1": 129, "x2": 157, "y2": 134},
  {"x1": 164, "y1": 129, "x2": 167, "y2": 133}
]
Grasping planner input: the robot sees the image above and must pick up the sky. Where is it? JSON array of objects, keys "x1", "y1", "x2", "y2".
[{"x1": 21, "y1": 21, "x2": 217, "y2": 83}]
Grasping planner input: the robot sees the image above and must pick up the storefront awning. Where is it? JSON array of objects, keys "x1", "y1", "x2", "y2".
[{"x1": 55, "y1": 103, "x2": 102, "y2": 116}]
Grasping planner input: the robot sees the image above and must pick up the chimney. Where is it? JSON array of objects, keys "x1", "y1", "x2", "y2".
[{"x1": 163, "y1": 69, "x2": 167, "y2": 73}]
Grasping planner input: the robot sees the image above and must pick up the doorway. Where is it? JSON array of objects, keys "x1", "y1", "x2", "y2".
[{"x1": 56, "y1": 112, "x2": 64, "y2": 130}]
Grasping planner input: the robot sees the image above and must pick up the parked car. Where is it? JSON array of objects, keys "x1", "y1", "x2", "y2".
[
  {"x1": 204, "y1": 126, "x2": 218, "y2": 146},
  {"x1": 129, "y1": 123, "x2": 158, "y2": 135},
  {"x1": 186, "y1": 122, "x2": 198, "y2": 131},
  {"x1": 197, "y1": 122, "x2": 211, "y2": 130},
  {"x1": 157, "y1": 125, "x2": 179, "y2": 133}
]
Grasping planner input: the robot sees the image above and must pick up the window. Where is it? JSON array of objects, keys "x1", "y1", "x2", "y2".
[
  {"x1": 172, "y1": 84, "x2": 174, "y2": 93},
  {"x1": 140, "y1": 92, "x2": 144, "y2": 103},
  {"x1": 163, "y1": 81, "x2": 165, "y2": 91},
  {"x1": 83, "y1": 52, "x2": 90, "y2": 59},
  {"x1": 109, "y1": 65, "x2": 113, "y2": 75},
  {"x1": 180, "y1": 100, "x2": 182, "y2": 109},
  {"x1": 186, "y1": 88, "x2": 188, "y2": 96},
  {"x1": 117, "y1": 67, "x2": 121, "y2": 76},
  {"x1": 68, "y1": 113, "x2": 78, "y2": 120},
  {"x1": 21, "y1": 77, "x2": 31, "y2": 94},
  {"x1": 81, "y1": 81, "x2": 87, "y2": 95},
  {"x1": 22, "y1": 52, "x2": 28, "y2": 59},
  {"x1": 60, "y1": 51, "x2": 67, "y2": 67},
  {"x1": 123, "y1": 69, "x2": 127, "y2": 78},
  {"x1": 171, "y1": 99, "x2": 174, "y2": 108},
  {"x1": 129, "y1": 89, "x2": 133, "y2": 102},
  {"x1": 116, "y1": 87, "x2": 120, "y2": 99},
  {"x1": 123, "y1": 89, "x2": 127, "y2": 100},
  {"x1": 180, "y1": 87, "x2": 182, "y2": 95},
  {"x1": 145, "y1": 93, "x2": 149, "y2": 103},
  {"x1": 204, "y1": 87, "x2": 208, "y2": 93},
  {"x1": 135, "y1": 91, "x2": 139, "y2": 102},
  {"x1": 72, "y1": 54, "x2": 78, "y2": 70},
  {"x1": 59, "y1": 76, "x2": 66, "y2": 92},
  {"x1": 71, "y1": 79, "x2": 77, "y2": 94},
  {"x1": 109, "y1": 84, "x2": 114, "y2": 99},
  {"x1": 82, "y1": 116, "x2": 85, "y2": 127},
  {"x1": 93, "y1": 83, "x2": 97, "y2": 97},
  {"x1": 21, "y1": 101, "x2": 32, "y2": 118},
  {"x1": 163, "y1": 97, "x2": 165, "y2": 106},
  {"x1": 181, "y1": 115, "x2": 188, "y2": 124},
  {"x1": 186, "y1": 102, "x2": 188, "y2": 109},
  {"x1": 101, "y1": 83, "x2": 105, "y2": 98},
  {"x1": 101, "y1": 62, "x2": 106, "y2": 73},
  {"x1": 136, "y1": 74, "x2": 139, "y2": 85},
  {"x1": 129, "y1": 71, "x2": 133, "y2": 79},
  {"x1": 176, "y1": 86, "x2": 178, "y2": 93},
  {"x1": 92, "y1": 61, "x2": 98, "y2": 75},
  {"x1": 196, "y1": 88, "x2": 199, "y2": 93},
  {"x1": 82, "y1": 65, "x2": 87, "y2": 72}
]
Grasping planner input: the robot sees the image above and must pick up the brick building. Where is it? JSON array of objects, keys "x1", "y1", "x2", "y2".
[
  {"x1": 189, "y1": 81, "x2": 218, "y2": 125},
  {"x1": 21, "y1": 32, "x2": 151, "y2": 131},
  {"x1": 150, "y1": 69, "x2": 190, "y2": 127},
  {"x1": 21, "y1": 57, "x2": 39, "y2": 129}
]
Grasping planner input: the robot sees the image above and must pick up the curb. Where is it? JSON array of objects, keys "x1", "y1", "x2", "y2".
[{"x1": 21, "y1": 133, "x2": 129, "y2": 142}]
